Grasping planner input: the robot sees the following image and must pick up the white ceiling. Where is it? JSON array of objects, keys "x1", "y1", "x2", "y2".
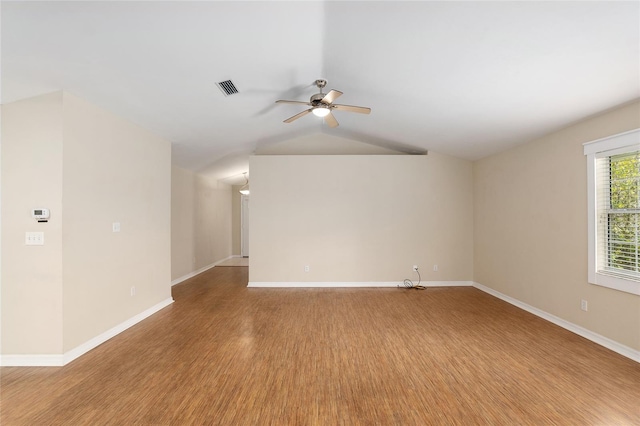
[{"x1": 2, "y1": 1, "x2": 639, "y2": 176}]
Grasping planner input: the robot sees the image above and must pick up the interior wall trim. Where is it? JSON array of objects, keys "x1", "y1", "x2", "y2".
[
  {"x1": 0, "y1": 354, "x2": 64, "y2": 367},
  {"x1": 473, "y1": 282, "x2": 639, "y2": 363},
  {"x1": 248, "y1": 281, "x2": 473, "y2": 288},
  {"x1": 0, "y1": 297, "x2": 174, "y2": 367}
]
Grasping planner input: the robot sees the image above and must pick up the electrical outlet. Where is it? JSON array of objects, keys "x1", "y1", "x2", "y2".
[
  {"x1": 581, "y1": 299, "x2": 588, "y2": 311},
  {"x1": 304, "y1": 265, "x2": 310, "y2": 273},
  {"x1": 433, "y1": 264, "x2": 438, "y2": 272},
  {"x1": 112, "y1": 222, "x2": 121, "y2": 232},
  {"x1": 413, "y1": 265, "x2": 418, "y2": 271},
  {"x1": 131, "y1": 286, "x2": 136, "y2": 296}
]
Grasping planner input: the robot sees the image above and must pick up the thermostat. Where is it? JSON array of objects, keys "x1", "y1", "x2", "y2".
[{"x1": 32, "y1": 208, "x2": 50, "y2": 222}]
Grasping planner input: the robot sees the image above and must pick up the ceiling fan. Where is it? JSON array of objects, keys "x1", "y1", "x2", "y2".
[{"x1": 275, "y1": 79, "x2": 371, "y2": 128}]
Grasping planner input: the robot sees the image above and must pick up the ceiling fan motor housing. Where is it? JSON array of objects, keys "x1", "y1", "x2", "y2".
[
  {"x1": 311, "y1": 79, "x2": 329, "y2": 105},
  {"x1": 310, "y1": 93, "x2": 328, "y2": 105}
]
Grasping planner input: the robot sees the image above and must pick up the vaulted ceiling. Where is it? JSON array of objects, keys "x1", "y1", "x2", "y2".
[{"x1": 2, "y1": 1, "x2": 639, "y2": 178}]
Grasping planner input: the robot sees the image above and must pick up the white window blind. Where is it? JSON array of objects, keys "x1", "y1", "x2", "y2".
[{"x1": 595, "y1": 150, "x2": 640, "y2": 280}]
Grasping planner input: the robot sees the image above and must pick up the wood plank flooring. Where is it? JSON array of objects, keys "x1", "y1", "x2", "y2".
[
  {"x1": 2, "y1": 266, "x2": 639, "y2": 425},
  {"x1": 215, "y1": 257, "x2": 249, "y2": 267}
]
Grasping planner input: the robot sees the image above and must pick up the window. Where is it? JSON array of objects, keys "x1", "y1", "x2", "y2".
[{"x1": 584, "y1": 129, "x2": 640, "y2": 295}]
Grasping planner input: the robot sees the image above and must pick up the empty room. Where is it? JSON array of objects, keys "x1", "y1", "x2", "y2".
[{"x1": 1, "y1": 1, "x2": 639, "y2": 424}]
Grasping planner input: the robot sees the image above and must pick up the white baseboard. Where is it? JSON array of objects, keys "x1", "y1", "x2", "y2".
[
  {"x1": 423, "y1": 281, "x2": 472, "y2": 287},
  {"x1": 0, "y1": 354, "x2": 64, "y2": 367},
  {"x1": 473, "y1": 282, "x2": 640, "y2": 363},
  {"x1": 1, "y1": 297, "x2": 174, "y2": 367},
  {"x1": 171, "y1": 255, "x2": 238, "y2": 286},
  {"x1": 249, "y1": 281, "x2": 399, "y2": 288},
  {"x1": 248, "y1": 281, "x2": 473, "y2": 288}
]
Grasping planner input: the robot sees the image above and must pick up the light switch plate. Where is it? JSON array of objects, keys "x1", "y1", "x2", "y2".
[{"x1": 25, "y1": 232, "x2": 44, "y2": 245}]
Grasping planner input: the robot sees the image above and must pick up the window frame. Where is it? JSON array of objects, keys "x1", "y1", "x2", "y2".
[{"x1": 584, "y1": 128, "x2": 640, "y2": 296}]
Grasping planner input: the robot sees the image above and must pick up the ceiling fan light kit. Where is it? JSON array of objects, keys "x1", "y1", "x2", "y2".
[
  {"x1": 312, "y1": 105, "x2": 331, "y2": 117},
  {"x1": 275, "y1": 79, "x2": 371, "y2": 128}
]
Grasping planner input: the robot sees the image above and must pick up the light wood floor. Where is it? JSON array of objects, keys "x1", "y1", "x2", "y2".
[
  {"x1": 216, "y1": 257, "x2": 249, "y2": 267},
  {"x1": 2, "y1": 267, "x2": 639, "y2": 425}
]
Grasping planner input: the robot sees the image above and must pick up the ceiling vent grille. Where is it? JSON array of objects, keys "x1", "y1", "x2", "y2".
[{"x1": 217, "y1": 80, "x2": 239, "y2": 96}]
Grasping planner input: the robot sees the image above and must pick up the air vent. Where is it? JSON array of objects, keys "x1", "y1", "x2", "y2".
[{"x1": 217, "y1": 79, "x2": 239, "y2": 96}]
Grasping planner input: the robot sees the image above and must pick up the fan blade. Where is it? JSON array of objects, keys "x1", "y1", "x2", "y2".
[
  {"x1": 321, "y1": 90, "x2": 343, "y2": 104},
  {"x1": 284, "y1": 109, "x2": 312, "y2": 123},
  {"x1": 332, "y1": 104, "x2": 371, "y2": 114},
  {"x1": 324, "y1": 112, "x2": 339, "y2": 128},
  {"x1": 276, "y1": 100, "x2": 311, "y2": 106}
]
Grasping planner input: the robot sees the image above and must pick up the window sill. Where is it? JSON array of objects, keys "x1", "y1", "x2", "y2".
[{"x1": 589, "y1": 272, "x2": 640, "y2": 296}]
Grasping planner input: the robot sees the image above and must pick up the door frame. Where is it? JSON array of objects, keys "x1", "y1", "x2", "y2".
[{"x1": 241, "y1": 194, "x2": 249, "y2": 257}]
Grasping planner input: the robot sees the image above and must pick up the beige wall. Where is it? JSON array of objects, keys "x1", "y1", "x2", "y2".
[
  {"x1": 1, "y1": 92, "x2": 64, "y2": 354},
  {"x1": 249, "y1": 153, "x2": 473, "y2": 283},
  {"x1": 61, "y1": 93, "x2": 172, "y2": 351},
  {"x1": 171, "y1": 166, "x2": 196, "y2": 280},
  {"x1": 170, "y1": 169, "x2": 234, "y2": 281},
  {"x1": 1, "y1": 91, "x2": 172, "y2": 356},
  {"x1": 474, "y1": 100, "x2": 640, "y2": 351},
  {"x1": 194, "y1": 175, "x2": 233, "y2": 269}
]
